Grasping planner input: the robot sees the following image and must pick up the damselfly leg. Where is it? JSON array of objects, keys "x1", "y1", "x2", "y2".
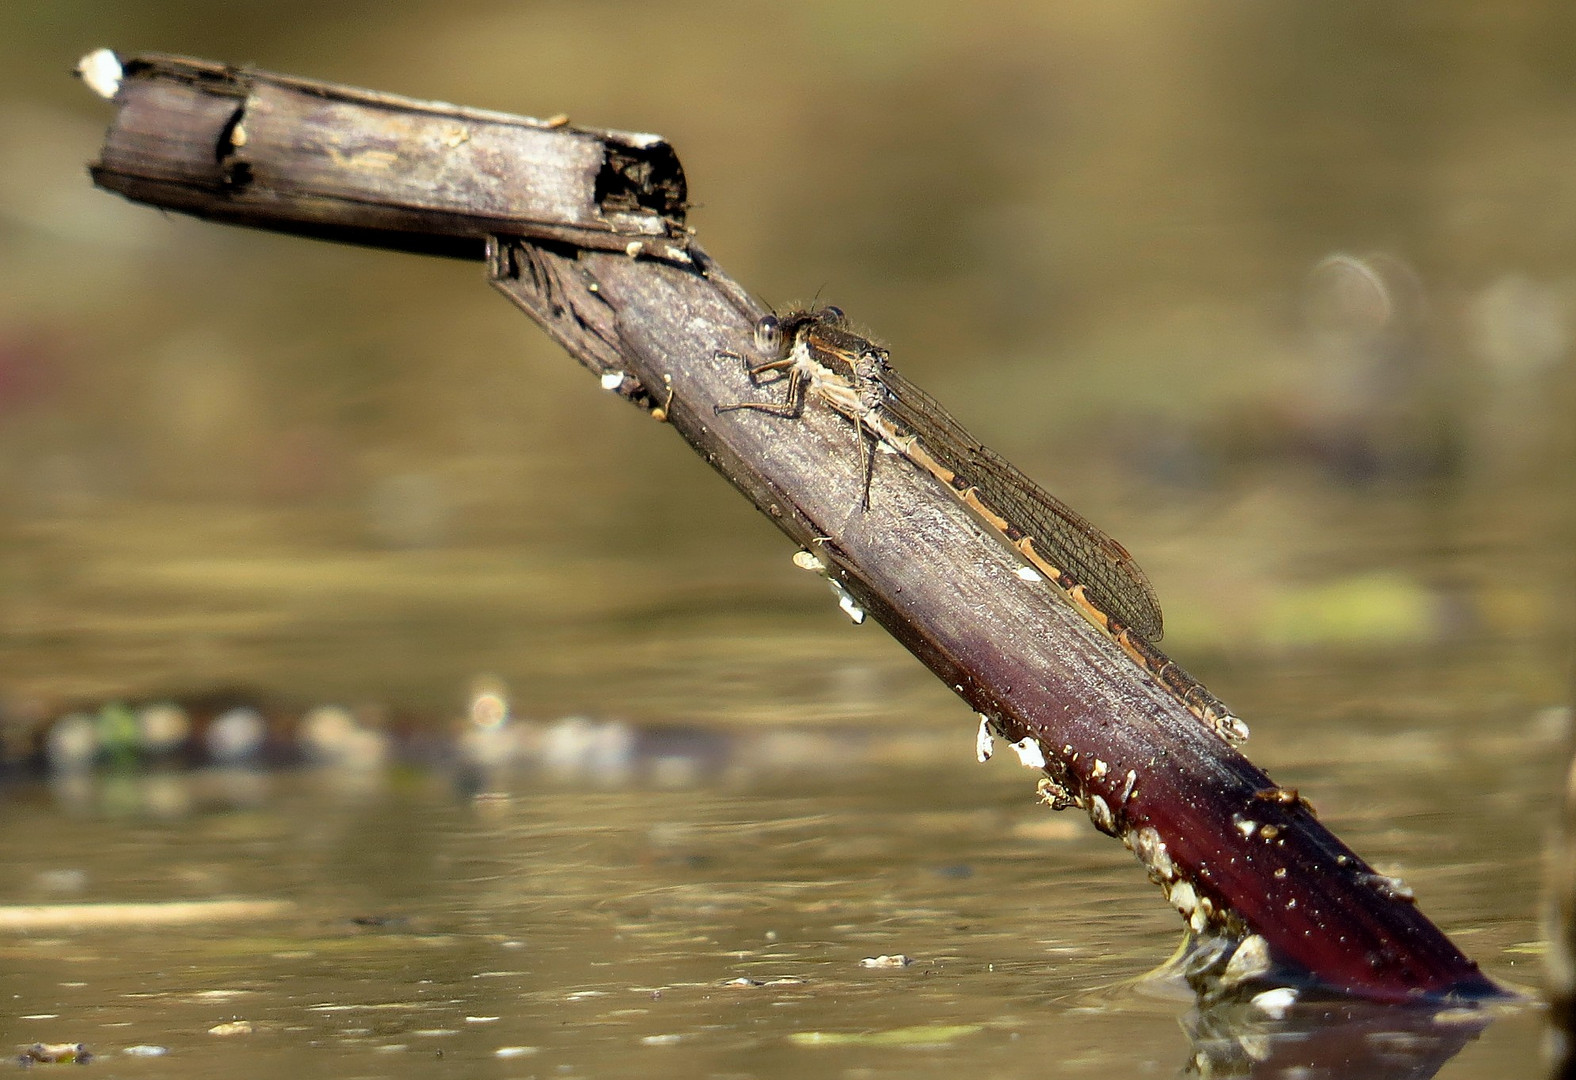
[{"x1": 713, "y1": 348, "x2": 808, "y2": 418}]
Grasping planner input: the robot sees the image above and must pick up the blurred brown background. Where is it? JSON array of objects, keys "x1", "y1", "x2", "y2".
[{"x1": 0, "y1": 2, "x2": 1571, "y2": 733}]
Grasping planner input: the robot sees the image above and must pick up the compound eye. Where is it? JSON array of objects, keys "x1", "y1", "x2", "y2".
[
  {"x1": 818, "y1": 305, "x2": 846, "y2": 325},
  {"x1": 753, "y1": 314, "x2": 783, "y2": 355}
]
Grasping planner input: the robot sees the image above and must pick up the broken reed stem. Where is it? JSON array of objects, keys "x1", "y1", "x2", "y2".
[{"x1": 81, "y1": 50, "x2": 1504, "y2": 1004}]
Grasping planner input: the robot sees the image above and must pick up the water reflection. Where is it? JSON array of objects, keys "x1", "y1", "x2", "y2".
[{"x1": 1184, "y1": 996, "x2": 1499, "y2": 1079}]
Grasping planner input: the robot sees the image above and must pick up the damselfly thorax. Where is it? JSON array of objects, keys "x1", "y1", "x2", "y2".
[{"x1": 715, "y1": 306, "x2": 889, "y2": 503}]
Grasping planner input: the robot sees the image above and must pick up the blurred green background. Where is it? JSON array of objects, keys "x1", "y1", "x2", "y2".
[{"x1": 0, "y1": 1, "x2": 1570, "y2": 731}]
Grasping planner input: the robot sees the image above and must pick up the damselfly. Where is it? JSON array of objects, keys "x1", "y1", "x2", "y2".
[{"x1": 715, "y1": 306, "x2": 1245, "y2": 743}]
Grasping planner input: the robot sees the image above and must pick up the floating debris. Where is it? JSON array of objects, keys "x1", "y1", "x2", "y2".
[
  {"x1": 136, "y1": 703, "x2": 190, "y2": 755},
  {"x1": 19, "y1": 1043, "x2": 91, "y2": 1065},
  {"x1": 298, "y1": 706, "x2": 388, "y2": 770},
  {"x1": 790, "y1": 1024, "x2": 981, "y2": 1047},
  {"x1": 0, "y1": 899, "x2": 293, "y2": 931},
  {"x1": 859, "y1": 954, "x2": 913, "y2": 968},
  {"x1": 541, "y1": 717, "x2": 635, "y2": 782},
  {"x1": 206, "y1": 708, "x2": 265, "y2": 764},
  {"x1": 45, "y1": 714, "x2": 97, "y2": 772}
]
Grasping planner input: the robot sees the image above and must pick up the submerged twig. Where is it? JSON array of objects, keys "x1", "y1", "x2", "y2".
[
  {"x1": 79, "y1": 50, "x2": 1504, "y2": 1005},
  {"x1": 0, "y1": 899, "x2": 294, "y2": 930}
]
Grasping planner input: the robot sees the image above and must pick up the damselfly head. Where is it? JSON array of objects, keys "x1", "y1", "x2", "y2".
[
  {"x1": 753, "y1": 314, "x2": 783, "y2": 356},
  {"x1": 815, "y1": 306, "x2": 846, "y2": 326}
]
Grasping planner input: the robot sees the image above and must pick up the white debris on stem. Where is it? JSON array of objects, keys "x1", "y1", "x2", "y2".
[
  {"x1": 1118, "y1": 768, "x2": 1137, "y2": 804},
  {"x1": 1036, "y1": 776, "x2": 1074, "y2": 811},
  {"x1": 1220, "y1": 934, "x2": 1273, "y2": 989},
  {"x1": 791, "y1": 549, "x2": 827, "y2": 573},
  {"x1": 1087, "y1": 794, "x2": 1115, "y2": 834},
  {"x1": 77, "y1": 49, "x2": 122, "y2": 100},
  {"x1": 1132, "y1": 826, "x2": 1174, "y2": 882},
  {"x1": 826, "y1": 578, "x2": 865, "y2": 624},
  {"x1": 1008, "y1": 736, "x2": 1045, "y2": 769},
  {"x1": 974, "y1": 715, "x2": 993, "y2": 763}
]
